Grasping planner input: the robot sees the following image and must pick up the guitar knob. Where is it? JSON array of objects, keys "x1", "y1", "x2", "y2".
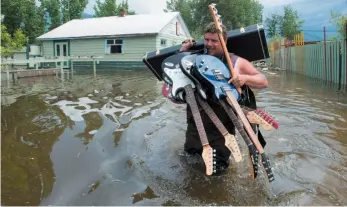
[
  {"x1": 213, "y1": 149, "x2": 216, "y2": 152},
  {"x1": 201, "y1": 60, "x2": 205, "y2": 64}
]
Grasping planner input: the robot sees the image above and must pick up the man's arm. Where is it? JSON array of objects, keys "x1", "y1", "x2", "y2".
[{"x1": 235, "y1": 57, "x2": 268, "y2": 89}]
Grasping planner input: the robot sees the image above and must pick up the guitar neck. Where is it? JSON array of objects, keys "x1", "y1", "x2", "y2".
[
  {"x1": 219, "y1": 99, "x2": 252, "y2": 145},
  {"x1": 217, "y1": 33, "x2": 242, "y2": 95},
  {"x1": 196, "y1": 94, "x2": 228, "y2": 136},
  {"x1": 184, "y1": 85, "x2": 209, "y2": 146},
  {"x1": 225, "y1": 91, "x2": 264, "y2": 153}
]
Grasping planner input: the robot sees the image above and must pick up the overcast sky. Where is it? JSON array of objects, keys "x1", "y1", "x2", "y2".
[
  {"x1": 84, "y1": 0, "x2": 346, "y2": 40},
  {"x1": 85, "y1": 0, "x2": 346, "y2": 18}
]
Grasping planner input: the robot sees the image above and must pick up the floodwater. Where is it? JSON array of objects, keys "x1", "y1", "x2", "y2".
[{"x1": 1, "y1": 69, "x2": 347, "y2": 206}]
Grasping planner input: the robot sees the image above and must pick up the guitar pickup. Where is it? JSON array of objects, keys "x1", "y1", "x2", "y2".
[
  {"x1": 212, "y1": 69, "x2": 225, "y2": 80},
  {"x1": 212, "y1": 69, "x2": 222, "y2": 75}
]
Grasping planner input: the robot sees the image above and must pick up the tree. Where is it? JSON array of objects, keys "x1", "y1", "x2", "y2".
[
  {"x1": 1, "y1": 0, "x2": 22, "y2": 37},
  {"x1": 264, "y1": 4, "x2": 304, "y2": 40},
  {"x1": 265, "y1": 13, "x2": 281, "y2": 38},
  {"x1": 41, "y1": 0, "x2": 62, "y2": 30},
  {"x1": 93, "y1": 0, "x2": 135, "y2": 17},
  {"x1": 61, "y1": 0, "x2": 89, "y2": 23},
  {"x1": 164, "y1": 0, "x2": 264, "y2": 39},
  {"x1": 21, "y1": 0, "x2": 45, "y2": 43},
  {"x1": 329, "y1": 10, "x2": 347, "y2": 40},
  {"x1": 1, "y1": 24, "x2": 28, "y2": 57},
  {"x1": 279, "y1": 5, "x2": 304, "y2": 39}
]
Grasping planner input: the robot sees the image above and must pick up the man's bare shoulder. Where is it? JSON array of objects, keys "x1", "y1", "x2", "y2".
[{"x1": 237, "y1": 57, "x2": 261, "y2": 75}]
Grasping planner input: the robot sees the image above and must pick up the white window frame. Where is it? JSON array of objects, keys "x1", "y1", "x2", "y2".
[
  {"x1": 160, "y1": 39, "x2": 167, "y2": 46},
  {"x1": 105, "y1": 39, "x2": 123, "y2": 54}
]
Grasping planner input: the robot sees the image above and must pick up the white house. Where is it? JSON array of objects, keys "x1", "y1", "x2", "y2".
[{"x1": 36, "y1": 12, "x2": 191, "y2": 71}]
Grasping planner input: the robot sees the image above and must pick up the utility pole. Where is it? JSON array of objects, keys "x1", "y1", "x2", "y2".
[{"x1": 345, "y1": 22, "x2": 347, "y2": 86}]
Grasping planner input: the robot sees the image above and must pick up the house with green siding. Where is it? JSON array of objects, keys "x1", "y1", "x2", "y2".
[{"x1": 36, "y1": 12, "x2": 191, "y2": 71}]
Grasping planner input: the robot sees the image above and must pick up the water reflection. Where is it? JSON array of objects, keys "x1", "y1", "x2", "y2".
[
  {"x1": 1, "y1": 95, "x2": 70, "y2": 206},
  {"x1": 1, "y1": 70, "x2": 347, "y2": 206}
]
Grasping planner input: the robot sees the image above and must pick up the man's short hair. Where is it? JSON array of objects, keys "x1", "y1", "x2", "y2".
[{"x1": 204, "y1": 22, "x2": 228, "y2": 41}]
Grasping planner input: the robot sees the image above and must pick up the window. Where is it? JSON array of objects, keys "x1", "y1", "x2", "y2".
[
  {"x1": 105, "y1": 39, "x2": 123, "y2": 54},
  {"x1": 63, "y1": 44, "x2": 67, "y2": 56},
  {"x1": 160, "y1": 39, "x2": 167, "y2": 46},
  {"x1": 56, "y1": 45, "x2": 60, "y2": 56}
]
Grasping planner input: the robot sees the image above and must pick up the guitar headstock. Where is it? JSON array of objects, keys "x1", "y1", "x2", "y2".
[
  {"x1": 208, "y1": 3, "x2": 224, "y2": 34},
  {"x1": 256, "y1": 109, "x2": 279, "y2": 129},
  {"x1": 202, "y1": 145, "x2": 216, "y2": 175},
  {"x1": 246, "y1": 111, "x2": 273, "y2": 131}
]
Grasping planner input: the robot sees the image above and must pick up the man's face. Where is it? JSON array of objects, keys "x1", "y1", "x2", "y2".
[{"x1": 204, "y1": 32, "x2": 223, "y2": 57}]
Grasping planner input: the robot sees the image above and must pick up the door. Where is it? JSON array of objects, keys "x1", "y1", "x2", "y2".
[{"x1": 55, "y1": 42, "x2": 69, "y2": 68}]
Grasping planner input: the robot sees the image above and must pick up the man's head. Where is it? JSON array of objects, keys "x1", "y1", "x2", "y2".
[{"x1": 203, "y1": 22, "x2": 227, "y2": 57}]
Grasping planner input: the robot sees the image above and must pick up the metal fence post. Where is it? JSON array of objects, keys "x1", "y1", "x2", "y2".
[
  {"x1": 60, "y1": 61, "x2": 64, "y2": 81},
  {"x1": 93, "y1": 58, "x2": 96, "y2": 77}
]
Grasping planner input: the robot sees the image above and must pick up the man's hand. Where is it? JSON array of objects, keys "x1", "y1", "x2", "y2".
[
  {"x1": 228, "y1": 70, "x2": 248, "y2": 89},
  {"x1": 180, "y1": 38, "x2": 195, "y2": 52},
  {"x1": 227, "y1": 57, "x2": 268, "y2": 89}
]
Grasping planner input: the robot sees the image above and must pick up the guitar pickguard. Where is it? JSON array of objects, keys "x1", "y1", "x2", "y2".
[
  {"x1": 163, "y1": 66, "x2": 194, "y2": 101},
  {"x1": 192, "y1": 55, "x2": 240, "y2": 101},
  {"x1": 161, "y1": 52, "x2": 196, "y2": 101}
]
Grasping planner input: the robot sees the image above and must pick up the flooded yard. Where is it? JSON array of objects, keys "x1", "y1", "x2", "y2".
[{"x1": 1, "y1": 69, "x2": 347, "y2": 206}]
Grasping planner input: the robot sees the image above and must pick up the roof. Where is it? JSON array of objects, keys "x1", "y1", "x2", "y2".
[{"x1": 37, "y1": 12, "x2": 184, "y2": 40}]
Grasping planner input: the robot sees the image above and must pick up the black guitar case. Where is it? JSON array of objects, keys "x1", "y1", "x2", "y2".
[{"x1": 143, "y1": 24, "x2": 269, "y2": 81}]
